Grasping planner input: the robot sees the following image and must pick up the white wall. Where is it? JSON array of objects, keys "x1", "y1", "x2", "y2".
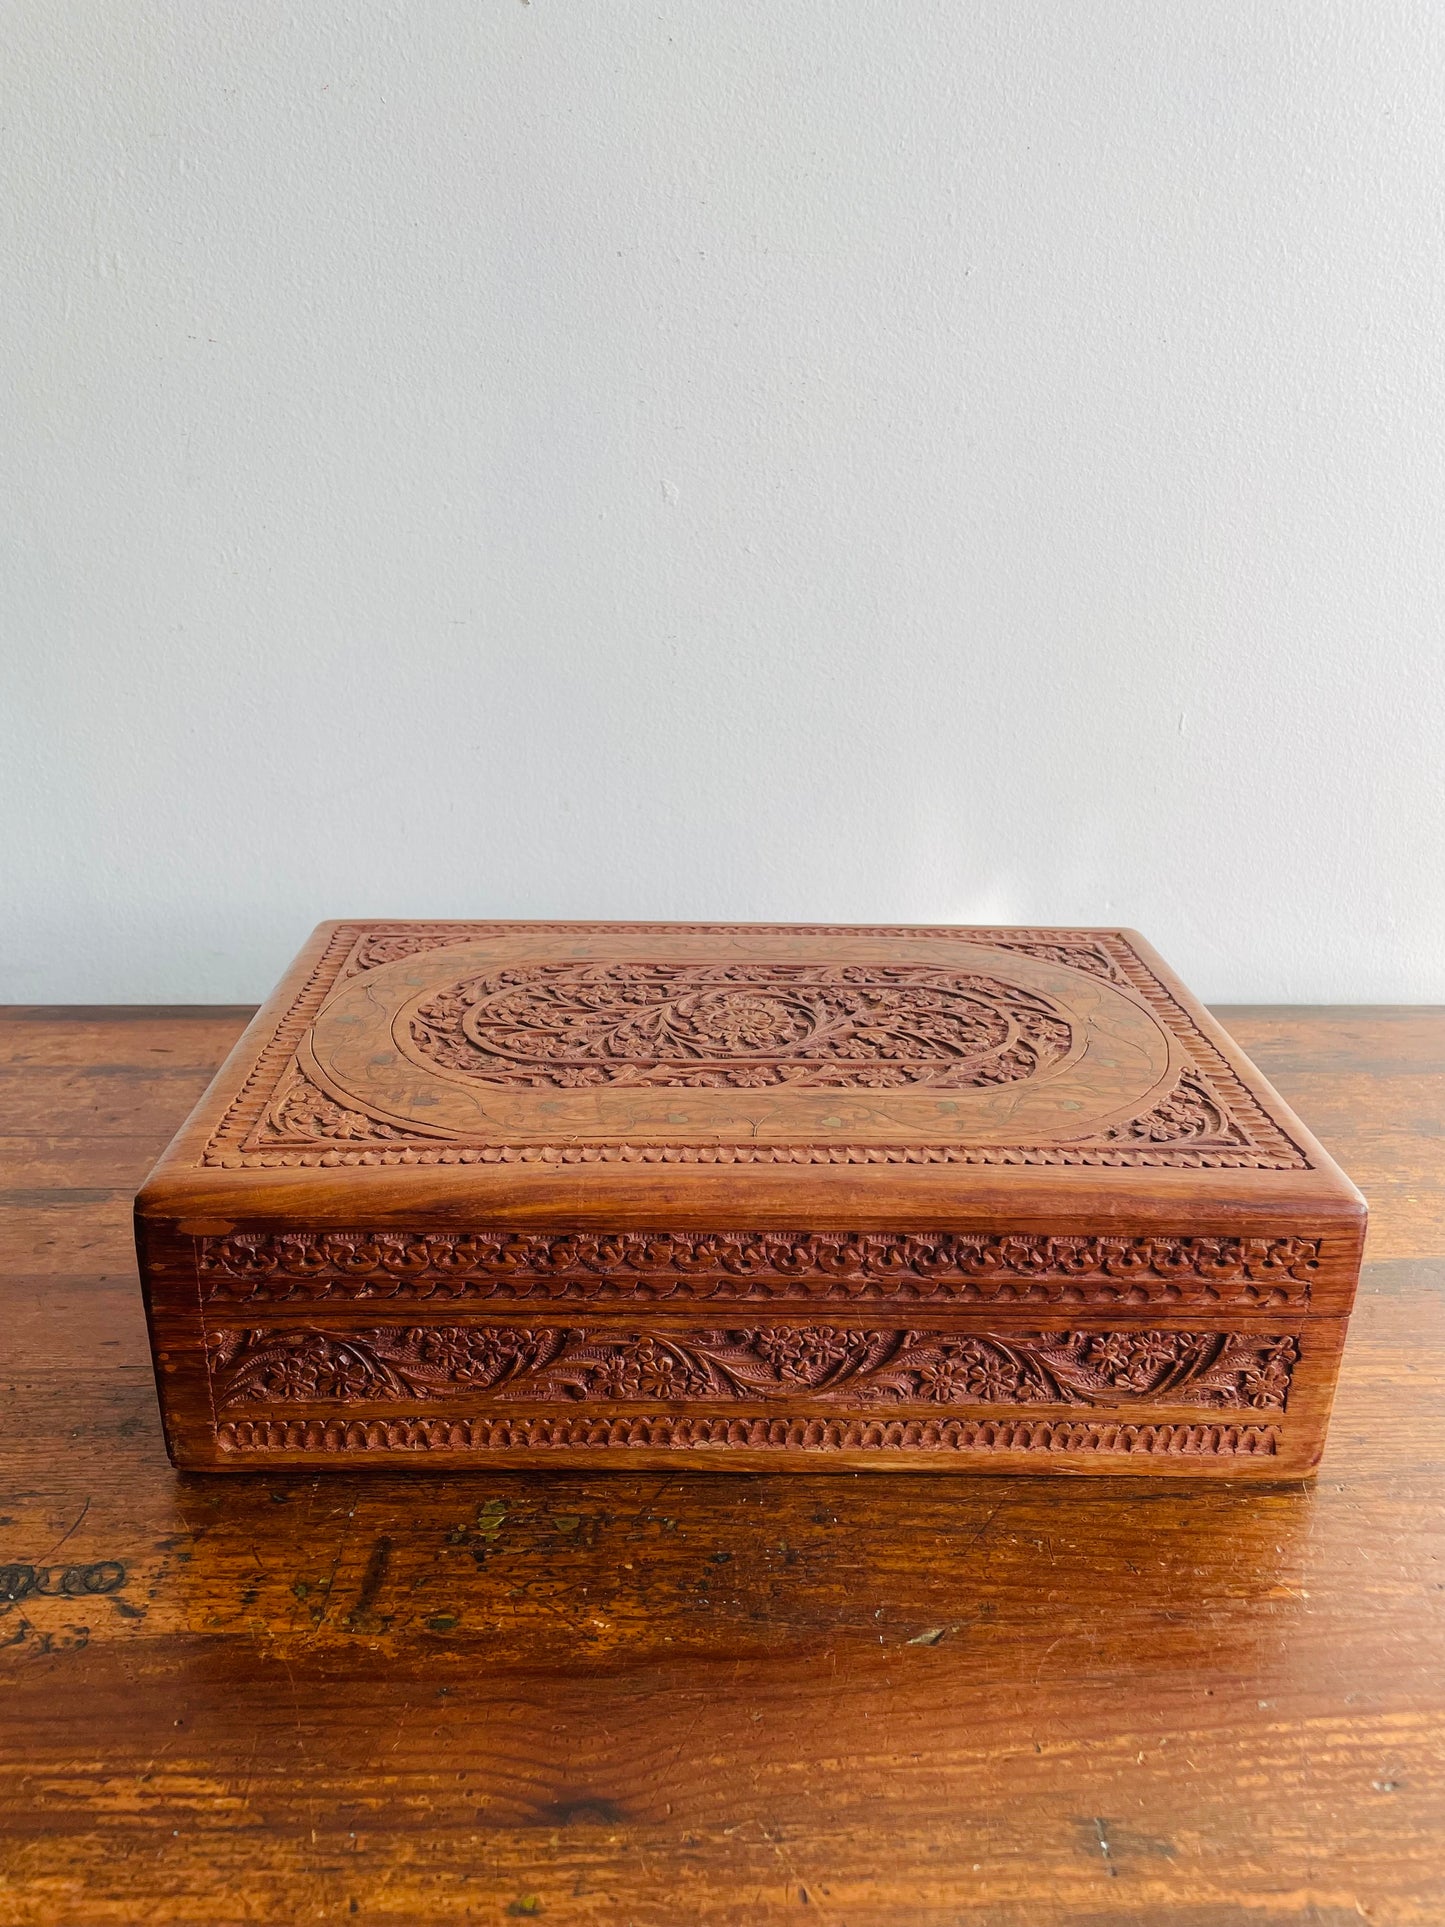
[{"x1": 3, "y1": 2, "x2": 1444, "y2": 1005}]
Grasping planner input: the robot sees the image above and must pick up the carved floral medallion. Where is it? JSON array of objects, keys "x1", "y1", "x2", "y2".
[{"x1": 408, "y1": 962, "x2": 1074, "y2": 1092}]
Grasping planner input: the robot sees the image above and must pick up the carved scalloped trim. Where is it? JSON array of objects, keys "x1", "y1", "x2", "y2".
[
  {"x1": 197, "y1": 1230, "x2": 1322, "y2": 1308},
  {"x1": 213, "y1": 1413, "x2": 1281, "y2": 1456},
  {"x1": 212, "y1": 1125, "x2": 1306, "y2": 1169},
  {"x1": 201, "y1": 924, "x2": 1309, "y2": 1170}
]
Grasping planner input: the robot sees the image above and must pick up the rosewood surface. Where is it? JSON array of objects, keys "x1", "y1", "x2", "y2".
[
  {"x1": 0, "y1": 1003, "x2": 1442, "y2": 1923},
  {"x1": 135, "y1": 924, "x2": 1366, "y2": 1478}
]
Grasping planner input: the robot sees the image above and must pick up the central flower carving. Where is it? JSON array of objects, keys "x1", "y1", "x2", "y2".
[
  {"x1": 683, "y1": 992, "x2": 802, "y2": 1053},
  {"x1": 410, "y1": 961, "x2": 1073, "y2": 1092}
]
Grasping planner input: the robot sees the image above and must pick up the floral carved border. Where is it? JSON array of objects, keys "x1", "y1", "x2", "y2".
[
  {"x1": 201, "y1": 924, "x2": 1309, "y2": 1170},
  {"x1": 197, "y1": 1230, "x2": 1323, "y2": 1309},
  {"x1": 206, "y1": 1325, "x2": 1299, "y2": 1412},
  {"x1": 212, "y1": 1413, "x2": 1283, "y2": 1458}
]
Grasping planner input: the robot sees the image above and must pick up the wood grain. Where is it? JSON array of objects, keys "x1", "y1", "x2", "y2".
[
  {"x1": 134, "y1": 924, "x2": 1367, "y2": 1478},
  {"x1": 1, "y1": 1006, "x2": 1441, "y2": 1923}
]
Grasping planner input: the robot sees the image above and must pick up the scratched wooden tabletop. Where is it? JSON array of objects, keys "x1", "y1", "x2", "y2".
[{"x1": 1, "y1": 1005, "x2": 1442, "y2": 1927}]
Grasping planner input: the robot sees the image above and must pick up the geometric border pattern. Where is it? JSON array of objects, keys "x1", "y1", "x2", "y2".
[
  {"x1": 195, "y1": 1229, "x2": 1324, "y2": 1309},
  {"x1": 213, "y1": 1412, "x2": 1284, "y2": 1457}
]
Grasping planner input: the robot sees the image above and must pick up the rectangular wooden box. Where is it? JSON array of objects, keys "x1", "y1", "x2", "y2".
[{"x1": 135, "y1": 921, "x2": 1365, "y2": 1477}]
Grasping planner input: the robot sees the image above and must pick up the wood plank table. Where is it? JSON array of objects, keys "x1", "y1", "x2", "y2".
[{"x1": 1, "y1": 1005, "x2": 1442, "y2": 1926}]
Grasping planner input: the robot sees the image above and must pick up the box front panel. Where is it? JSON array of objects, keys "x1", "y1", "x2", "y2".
[{"x1": 140, "y1": 1221, "x2": 1357, "y2": 1477}]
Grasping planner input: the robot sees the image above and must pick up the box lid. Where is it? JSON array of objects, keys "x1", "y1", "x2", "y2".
[{"x1": 138, "y1": 921, "x2": 1363, "y2": 1243}]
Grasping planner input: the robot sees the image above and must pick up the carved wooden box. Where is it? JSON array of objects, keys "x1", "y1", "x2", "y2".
[{"x1": 135, "y1": 922, "x2": 1364, "y2": 1477}]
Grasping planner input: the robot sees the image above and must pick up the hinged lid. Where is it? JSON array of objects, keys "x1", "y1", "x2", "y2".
[{"x1": 138, "y1": 922, "x2": 1364, "y2": 1284}]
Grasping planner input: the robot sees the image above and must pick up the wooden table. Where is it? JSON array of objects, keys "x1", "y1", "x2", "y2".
[{"x1": 1, "y1": 1006, "x2": 1442, "y2": 1926}]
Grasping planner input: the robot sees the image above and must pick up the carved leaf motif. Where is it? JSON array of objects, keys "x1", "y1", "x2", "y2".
[
  {"x1": 1104, "y1": 1072, "x2": 1246, "y2": 1147},
  {"x1": 207, "y1": 1325, "x2": 1298, "y2": 1412},
  {"x1": 263, "y1": 1067, "x2": 404, "y2": 1144}
]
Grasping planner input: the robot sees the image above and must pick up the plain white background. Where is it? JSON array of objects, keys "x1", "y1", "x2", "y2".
[{"x1": 3, "y1": 2, "x2": 1443, "y2": 1004}]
